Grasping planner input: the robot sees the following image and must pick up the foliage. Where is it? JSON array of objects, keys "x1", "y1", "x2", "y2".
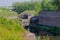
[
  {"x1": 52, "y1": 0, "x2": 60, "y2": 9},
  {"x1": 0, "y1": 8, "x2": 27, "y2": 40},
  {"x1": 0, "y1": 8, "x2": 18, "y2": 17},
  {"x1": 12, "y1": 2, "x2": 35, "y2": 14},
  {"x1": 12, "y1": 1, "x2": 42, "y2": 15},
  {"x1": 19, "y1": 10, "x2": 37, "y2": 16},
  {"x1": 0, "y1": 17, "x2": 27, "y2": 40},
  {"x1": 41, "y1": 0, "x2": 58, "y2": 10},
  {"x1": 12, "y1": 0, "x2": 60, "y2": 15}
]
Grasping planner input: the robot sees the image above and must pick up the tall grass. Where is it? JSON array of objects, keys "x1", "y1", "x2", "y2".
[{"x1": 0, "y1": 17, "x2": 27, "y2": 40}]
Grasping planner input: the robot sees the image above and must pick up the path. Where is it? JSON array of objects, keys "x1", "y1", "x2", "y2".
[{"x1": 26, "y1": 31, "x2": 36, "y2": 40}]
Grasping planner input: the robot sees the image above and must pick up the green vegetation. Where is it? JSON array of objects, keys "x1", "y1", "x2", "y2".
[
  {"x1": 0, "y1": 0, "x2": 60, "y2": 40},
  {"x1": 0, "y1": 8, "x2": 27, "y2": 40},
  {"x1": 52, "y1": 0, "x2": 60, "y2": 9},
  {"x1": 12, "y1": 1, "x2": 42, "y2": 14},
  {"x1": 41, "y1": 0, "x2": 58, "y2": 10},
  {"x1": 19, "y1": 10, "x2": 37, "y2": 15},
  {"x1": 0, "y1": 8, "x2": 18, "y2": 17},
  {"x1": 0, "y1": 17, "x2": 27, "y2": 40},
  {"x1": 12, "y1": 0, "x2": 60, "y2": 15}
]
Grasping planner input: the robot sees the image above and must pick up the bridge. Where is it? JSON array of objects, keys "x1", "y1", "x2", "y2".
[
  {"x1": 19, "y1": 10, "x2": 60, "y2": 40},
  {"x1": 29, "y1": 10, "x2": 60, "y2": 36}
]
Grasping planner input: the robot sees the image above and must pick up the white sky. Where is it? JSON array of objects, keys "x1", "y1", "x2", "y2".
[{"x1": 0, "y1": 0, "x2": 31, "y2": 7}]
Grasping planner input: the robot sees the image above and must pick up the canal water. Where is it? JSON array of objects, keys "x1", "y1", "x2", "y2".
[{"x1": 27, "y1": 27, "x2": 60, "y2": 40}]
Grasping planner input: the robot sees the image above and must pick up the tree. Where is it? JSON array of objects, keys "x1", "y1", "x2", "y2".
[
  {"x1": 12, "y1": 0, "x2": 59, "y2": 14},
  {"x1": 41, "y1": 0, "x2": 58, "y2": 10},
  {"x1": 52, "y1": 0, "x2": 60, "y2": 10},
  {"x1": 12, "y1": 0, "x2": 42, "y2": 14},
  {"x1": 12, "y1": 2, "x2": 35, "y2": 14}
]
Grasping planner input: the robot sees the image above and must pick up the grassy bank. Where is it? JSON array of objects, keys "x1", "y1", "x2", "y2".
[
  {"x1": 0, "y1": 8, "x2": 18, "y2": 17},
  {"x1": 0, "y1": 17, "x2": 27, "y2": 40},
  {"x1": 0, "y1": 8, "x2": 27, "y2": 40}
]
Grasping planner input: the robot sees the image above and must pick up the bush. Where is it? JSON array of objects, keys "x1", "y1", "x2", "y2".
[{"x1": 19, "y1": 10, "x2": 37, "y2": 16}]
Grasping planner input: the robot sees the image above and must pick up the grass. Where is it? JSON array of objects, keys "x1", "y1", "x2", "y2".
[
  {"x1": 0, "y1": 17, "x2": 27, "y2": 40},
  {"x1": 37, "y1": 35, "x2": 60, "y2": 40},
  {"x1": 19, "y1": 10, "x2": 37, "y2": 16},
  {"x1": 0, "y1": 8, "x2": 18, "y2": 17},
  {"x1": 0, "y1": 8, "x2": 27, "y2": 40}
]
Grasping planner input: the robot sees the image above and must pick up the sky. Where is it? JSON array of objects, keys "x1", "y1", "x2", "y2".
[{"x1": 0, "y1": 0, "x2": 31, "y2": 7}]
